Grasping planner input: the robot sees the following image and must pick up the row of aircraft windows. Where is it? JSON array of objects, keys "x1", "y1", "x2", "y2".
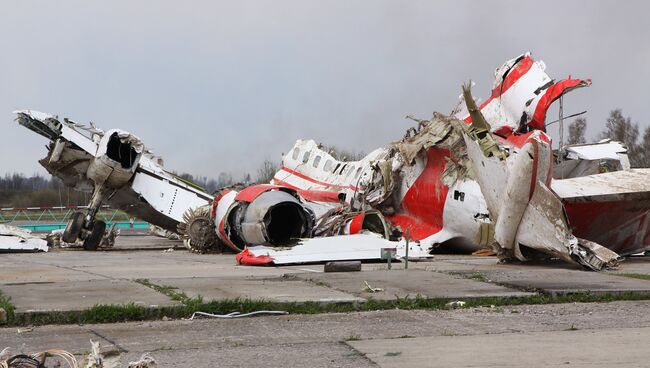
[{"x1": 291, "y1": 147, "x2": 363, "y2": 180}]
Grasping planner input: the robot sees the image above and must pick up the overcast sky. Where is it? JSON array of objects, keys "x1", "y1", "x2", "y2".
[{"x1": 1, "y1": 0, "x2": 648, "y2": 179}]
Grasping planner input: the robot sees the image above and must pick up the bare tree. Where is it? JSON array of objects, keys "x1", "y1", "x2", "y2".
[
  {"x1": 637, "y1": 127, "x2": 650, "y2": 168},
  {"x1": 255, "y1": 159, "x2": 279, "y2": 184},
  {"x1": 567, "y1": 117, "x2": 587, "y2": 145},
  {"x1": 216, "y1": 172, "x2": 234, "y2": 188},
  {"x1": 598, "y1": 109, "x2": 641, "y2": 166}
]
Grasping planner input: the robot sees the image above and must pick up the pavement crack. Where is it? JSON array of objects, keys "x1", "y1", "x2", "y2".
[
  {"x1": 89, "y1": 329, "x2": 129, "y2": 353},
  {"x1": 340, "y1": 341, "x2": 380, "y2": 367},
  {"x1": 11, "y1": 259, "x2": 114, "y2": 280}
]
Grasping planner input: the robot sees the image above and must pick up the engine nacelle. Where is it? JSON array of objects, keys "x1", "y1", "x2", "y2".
[
  {"x1": 214, "y1": 185, "x2": 315, "y2": 252},
  {"x1": 87, "y1": 129, "x2": 143, "y2": 188}
]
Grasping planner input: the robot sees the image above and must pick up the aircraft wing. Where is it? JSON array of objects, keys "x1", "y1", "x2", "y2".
[
  {"x1": 15, "y1": 110, "x2": 99, "y2": 156},
  {"x1": 552, "y1": 169, "x2": 650, "y2": 255}
]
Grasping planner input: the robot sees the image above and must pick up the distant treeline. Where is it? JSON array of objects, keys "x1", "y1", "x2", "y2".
[
  {"x1": 0, "y1": 168, "x2": 264, "y2": 207},
  {"x1": 0, "y1": 174, "x2": 88, "y2": 208}
]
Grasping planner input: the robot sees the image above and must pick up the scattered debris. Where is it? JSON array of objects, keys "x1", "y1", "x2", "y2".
[
  {"x1": 0, "y1": 340, "x2": 152, "y2": 368},
  {"x1": 445, "y1": 300, "x2": 466, "y2": 309},
  {"x1": 0, "y1": 348, "x2": 79, "y2": 368},
  {"x1": 189, "y1": 311, "x2": 289, "y2": 319},
  {"x1": 363, "y1": 281, "x2": 384, "y2": 293},
  {"x1": 48, "y1": 224, "x2": 119, "y2": 249},
  {"x1": 149, "y1": 225, "x2": 180, "y2": 241},
  {"x1": 471, "y1": 247, "x2": 495, "y2": 257},
  {"x1": 127, "y1": 353, "x2": 157, "y2": 368},
  {"x1": 82, "y1": 340, "x2": 103, "y2": 368},
  {"x1": 0, "y1": 224, "x2": 48, "y2": 253},
  {"x1": 555, "y1": 139, "x2": 630, "y2": 178},
  {"x1": 324, "y1": 261, "x2": 362, "y2": 272},
  {"x1": 238, "y1": 233, "x2": 431, "y2": 265},
  {"x1": 162, "y1": 248, "x2": 174, "y2": 253},
  {"x1": 0, "y1": 348, "x2": 10, "y2": 362}
]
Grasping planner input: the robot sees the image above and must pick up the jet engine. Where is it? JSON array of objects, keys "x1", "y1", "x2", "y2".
[{"x1": 213, "y1": 185, "x2": 315, "y2": 252}]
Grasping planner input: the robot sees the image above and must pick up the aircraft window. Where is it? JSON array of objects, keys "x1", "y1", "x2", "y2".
[
  {"x1": 323, "y1": 160, "x2": 333, "y2": 172},
  {"x1": 355, "y1": 167, "x2": 362, "y2": 179},
  {"x1": 313, "y1": 155, "x2": 322, "y2": 168},
  {"x1": 339, "y1": 164, "x2": 348, "y2": 175},
  {"x1": 302, "y1": 151, "x2": 311, "y2": 164},
  {"x1": 333, "y1": 163, "x2": 341, "y2": 173},
  {"x1": 292, "y1": 148, "x2": 300, "y2": 160},
  {"x1": 346, "y1": 166, "x2": 355, "y2": 178}
]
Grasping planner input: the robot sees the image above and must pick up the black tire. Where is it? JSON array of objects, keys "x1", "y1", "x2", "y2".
[
  {"x1": 83, "y1": 220, "x2": 106, "y2": 251},
  {"x1": 62, "y1": 211, "x2": 85, "y2": 243}
]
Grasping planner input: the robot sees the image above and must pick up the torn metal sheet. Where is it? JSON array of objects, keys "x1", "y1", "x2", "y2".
[
  {"x1": 272, "y1": 114, "x2": 489, "y2": 253},
  {"x1": 461, "y1": 84, "x2": 619, "y2": 270},
  {"x1": 453, "y1": 52, "x2": 591, "y2": 134},
  {"x1": 555, "y1": 140, "x2": 631, "y2": 178},
  {"x1": 237, "y1": 233, "x2": 432, "y2": 265},
  {"x1": 0, "y1": 224, "x2": 48, "y2": 253}
]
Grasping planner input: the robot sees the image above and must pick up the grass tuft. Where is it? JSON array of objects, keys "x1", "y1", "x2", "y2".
[
  {"x1": 8, "y1": 289, "x2": 650, "y2": 327},
  {"x1": 465, "y1": 273, "x2": 488, "y2": 282},
  {"x1": 0, "y1": 289, "x2": 15, "y2": 325}
]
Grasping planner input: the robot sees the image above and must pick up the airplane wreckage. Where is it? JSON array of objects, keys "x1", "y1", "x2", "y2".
[{"x1": 11, "y1": 52, "x2": 650, "y2": 270}]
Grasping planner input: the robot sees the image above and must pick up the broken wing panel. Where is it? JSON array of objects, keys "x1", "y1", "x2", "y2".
[
  {"x1": 130, "y1": 168, "x2": 212, "y2": 224},
  {"x1": 0, "y1": 225, "x2": 48, "y2": 253},
  {"x1": 15, "y1": 110, "x2": 99, "y2": 155},
  {"x1": 238, "y1": 233, "x2": 431, "y2": 265},
  {"x1": 553, "y1": 169, "x2": 650, "y2": 255},
  {"x1": 462, "y1": 103, "x2": 619, "y2": 270}
]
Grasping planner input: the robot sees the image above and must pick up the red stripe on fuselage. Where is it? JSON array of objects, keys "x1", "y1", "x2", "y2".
[
  {"x1": 464, "y1": 56, "x2": 535, "y2": 123},
  {"x1": 277, "y1": 166, "x2": 357, "y2": 191},
  {"x1": 386, "y1": 148, "x2": 450, "y2": 240},
  {"x1": 530, "y1": 79, "x2": 590, "y2": 130}
]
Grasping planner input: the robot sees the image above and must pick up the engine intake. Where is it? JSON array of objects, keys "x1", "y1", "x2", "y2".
[{"x1": 240, "y1": 190, "x2": 312, "y2": 245}]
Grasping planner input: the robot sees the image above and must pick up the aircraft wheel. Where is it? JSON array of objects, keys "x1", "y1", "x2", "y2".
[
  {"x1": 62, "y1": 211, "x2": 85, "y2": 243},
  {"x1": 83, "y1": 220, "x2": 106, "y2": 251}
]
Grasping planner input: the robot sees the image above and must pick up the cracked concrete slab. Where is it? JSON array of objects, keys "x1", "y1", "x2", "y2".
[
  {"x1": 2, "y1": 279, "x2": 180, "y2": 312},
  {"x1": 291, "y1": 269, "x2": 535, "y2": 300},
  {"x1": 348, "y1": 327, "x2": 650, "y2": 368},
  {"x1": 149, "y1": 277, "x2": 365, "y2": 303},
  {"x1": 448, "y1": 266, "x2": 650, "y2": 296},
  {"x1": 7, "y1": 302, "x2": 650, "y2": 367}
]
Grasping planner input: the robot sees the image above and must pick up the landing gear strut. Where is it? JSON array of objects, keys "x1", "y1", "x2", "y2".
[{"x1": 62, "y1": 186, "x2": 108, "y2": 250}]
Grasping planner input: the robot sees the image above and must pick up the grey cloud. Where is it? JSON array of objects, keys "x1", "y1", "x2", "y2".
[{"x1": 1, "y1": 0, "x2": 648, "y2": 178}]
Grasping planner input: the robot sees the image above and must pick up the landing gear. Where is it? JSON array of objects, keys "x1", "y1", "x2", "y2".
[
  {"x1": 63, "y1": 185, "x2": 109, "y2": 250},
  {"x1": 62, "y1": 211, "x2": 85, "y2": 243},
  {"x1": 83, "y1": 220, "x2": 106, "y2": 251}
]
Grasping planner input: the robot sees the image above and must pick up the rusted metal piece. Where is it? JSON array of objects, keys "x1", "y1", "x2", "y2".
[{"x1": 324, "y1": 261, "x2": 362, "y2": 272}]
